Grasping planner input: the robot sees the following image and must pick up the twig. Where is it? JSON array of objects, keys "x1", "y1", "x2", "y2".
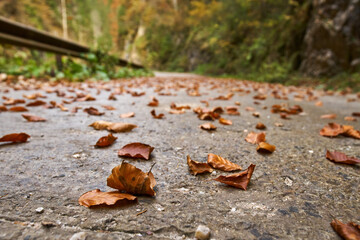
[
  {"x1": 0, "y1": 193, "x2": 8, "y2": 199},
  {"x1": 136, "y1": 209, "x2": 147, "y2": 216},
  {"x1": 148, "y1": 163, "x2": 156, "y2": 173}
]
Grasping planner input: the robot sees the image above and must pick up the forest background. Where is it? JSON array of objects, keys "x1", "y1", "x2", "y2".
[{"x1": 0, "y1": 0, "x2": 359, "y2": 90}]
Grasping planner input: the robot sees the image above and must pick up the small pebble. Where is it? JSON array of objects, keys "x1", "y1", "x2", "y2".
[
  {"x1": 69, "y1": 232, "x2": 87, "y2": 240},
  {"x1": 35, "y1": 207, "x2": 44, "y2": 213},
  {"x1": 195, "y1": 225, "x2": 211, "y2": 240}
]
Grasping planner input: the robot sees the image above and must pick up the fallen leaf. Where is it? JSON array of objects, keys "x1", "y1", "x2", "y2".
[
  {"x1": 150, "y1": 109, "x2": 164, "y2": 119},
  {"x1": 207, "y1": 153, "x2": 242, "y2": 171},
  {"x1": 187, "y1": 155, "x2": 213, "y2": 175},
  {"x1": 84, "y1": 107, "x2": 104, "y2": 116},
  {"x1": 245, "y1": 132, "x2": 266, "y2": 144},
  {"x1": 0, "y1": 105, "x2": 7, "y2": 111},
  {"x1": 170, "y1": 103, "x2": 191, "y2": 110},
  {"x1": 22, "y1": 114, "x2": 46, "y2": 122},
  {"x1": 118, "y1": 142, "x2": 154, "y2": 160},
  {"x1": 148, "y1": 97, "x2": 159, "y2": 107},
  {"x1": 321, "y1": 114, "x2": 337, "y2": 119},
  {"x1": 219, "y1": 118, "x2": 232, "y2": 125},
  {"x1": 108, "y1": 123, "x2": 138, "y2": 133},
  {"x1": 200, "y1": 123, "x2": 217, "y2": 130},
  {"x1": 9, "y1": 106, "x2": 28, "y2": 112},
  {"x1": 120, "y1": 112, "x2": 135, "y2": 118},
  {"x1": 256, "y1": 142, "x2": 276, "y2": 153},
  {"x1": 252, "y1": 112, "x2": 260, "y2": 118},
  {"x1": 320, "y1": 123, "x2": 345, "y2": 137},
  {"x1": 344, "y1": 116, "x2": 357, "y2": 122},
  {"x1": 107, "y1": 161, "x2": 156, "y2": 196},
  {"x1": 89, "y1": 121, "x2": 113, "y2": 130},
  {"x1": 0, "y1": 133, "x2": 30, "y2": 143},
  {"x1": 315, "y1": 101, "x2": 323, "y2": 106},
  {"x1": 78, "y1": 189, "x2": 137, "y2": 208},
  {"x1": 26, "y1": 100, "x2": 46, "y2": 107},
  {"x1": 234, "y1": 101, "x2": 241, "y2": 106},
  {"x1": 342, "y1": 125, "x2": 360, "y2": 139},
  {"x1": 352, "y1": 112, "x2": 360, "y2": 117},
  {"x1": 274, "y1": 122, "x2": 284, "y2": 127},
  {"x1": 102, "y1": 105, "x2": 116, "y2": 110},
  {"x1": 226, "y1": 106, "x2": 240, "y2": 115},
  {"x1": 169, "y1": 109, "x2": 185, "y2": 114},
  {"x1": 213, "y1": 164, "x2": 256, "y2": 190},
  {"x1": 95, "y1": 133, "x2": 118, "y2": 148},
  {"x1": 326, "y1": 150, "x2": 360, "y2": 164},
  {"x1": 89, "y1": 121, "x2": 137, "y2": 132},
  {"x1": 330, "y1": 219, "x2": 360, "y2": 240},
  {"x1": 255, "y1": 122, "x2": 266, "y2": 130}
]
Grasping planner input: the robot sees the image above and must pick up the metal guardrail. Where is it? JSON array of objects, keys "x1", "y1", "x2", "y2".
[{"x1": 0, "y1": 16, "x2": 143, "y2": 69}]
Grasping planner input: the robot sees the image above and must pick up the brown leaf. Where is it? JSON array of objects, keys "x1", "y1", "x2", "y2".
[
  {"x1": 118, "y1": 142, "x2": 154, "y2": 160},
  {"x1": 89, "y1": 121, "x2": 137, "y2": 132},
  {"x1": 245, "y1": 132, "x2": 266, "y2": 144},
  {"x1": 150, "y1": 109, "x2": 164, "y2": 119},
  {"x1": 78, "y1": 189, "x2": 137, "y2": 208},
  {"x1": 342, "y1": 125, "x2": 360, "y2": 139},
  {"x1": 352, "y1": 112, "x2": 360, "y2": 117},
  {"x1": 315, "y1": 101, "x2": 323, "y2": 106},
  {"x1": 213, "y1": 164, "x2": 256, "y2": 190},
  {"x1": 120, "y1": 112, "x2": 135, "y2": 118},
  {"x1": 321, "y1": 114, "x2": 337, "y2": 119},
  {"x1": 0, "y1": 105, "x2": 7, "y2": 111},
  {"x1": 148, "y1": 97, "x2": 159, "y2": 107},
  {"x1": 187, "y1": 155, "x2": 213, "y2": 175},
  {"x1": 107, "y1": 123, "x2": 138, "y2": 133},
  {"x1": 207, "y1": 153, "x2": 242, "y2": 171},
  {"x1": 331, "y1": 219, "x2": 360, "y2": 240},
  {"x1": 256, "y1": 142, "x2": 276, "y2": 153},
  {"x1": 274, "y1": 122, "x2": 284, "y2": 127},
  {"x1": 26, "y1": 100, "x2": 46, "y2": 107},
  {"x1": 252, "y1": 112, "x2": 260, "y2": 118},
  {"x1": 170, "y1": 102, "x2": 191, "y2": 110},
  {"x1": 107, "y1": 162, "x2": 156, "y2": 196},
  {"x1": 255, "y1": 122, "x2": 266, "y2": 130},
  {"x1": 320, "y1": 123, "x2": 345, "y2": 137},
  {"x1": 344, "y1": 116, "x2": 357, "y2": 122},
  {"x1": 326, "y1": 150, "x2": 360, "y2": 165},
  {"x1": 200, "y1": 123, "x2": 217, "y2": 130},
  {"x1": 84, "y1": 107, "x2": 104, "y2": 116},
  {"x1": 89, "y1": 121, "x2": 113, "y2": 130},
  {"x1": 0, "y1": 133, "x2": 30, "y2": 143},
  {"x1": 219, "y1": 118, "x2": 232, "y2": 125},
  {"x1": 102, "y1": 105, "x2": 116, "y2": 110},
  {"x1": 22, "y1": 114, "x2": 46, "y2": 122},
  {"x1": 169, "y1": 109, "x2": 185, "y2": 114},
  {"x1": 95, "y1": 133, "x2": 118, "y2": 148},
  {"x1": 9, "y1": 106, "x2": 28, "y2": 112}
]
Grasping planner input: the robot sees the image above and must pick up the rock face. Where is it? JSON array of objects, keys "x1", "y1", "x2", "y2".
[{"x1": 300, "y1": 0, "x2": 360, "y2": 76}]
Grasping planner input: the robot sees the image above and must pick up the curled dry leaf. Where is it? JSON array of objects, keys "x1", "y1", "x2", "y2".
[
  {"x1": 213, "y1": 164, "x2": 256, "y2": 190},
  {"x1": 78, "y1": 189, "x2": 137, "y2": 208},
  {"x1": 252, "y1": 112, "x2": 260, "y2": 118},
  {"x1": 26, "y1": 100, "x2": 46, "y2": 107},
  {"x1": 352, "y1": 112, "x2": 360, "y2": 117},
  {"x1": 342, "y1": 126, "x2": 360, "y2": 139},
  {"x1": 89, "y1": 121, "x2": 113, "y2": 130},
  {"x1": 200, "y1": 123, "x2": 217, "y2": 130},
  {"x1": 0, "y1": 105, "x2": 7, "y2": 111},
  {"x1": 321, "y1": 114, "x2": 337, "y2": 119},
  {"x1": 256, "y1": 122, "x2": 266, "y2": 130},
  {"x1": 326, "y1": 150, "x2": 360, "y2": 165},
  {"x1": 89, "y1": 121, "x2": 137, "y2": 133},
  {"x1": 84, "y1": 107, "x2": 104, "y2": 116},
  {"x1": 170, "y1": 103, "x2": 191, "y2": 110},
  {"x1": 118, "y1": 142, "x2": 154, "y2": 160},
  {"x1": 187, "y1": 155, "x2": 213, "y2": 175},
  {"x1": 0, "y1": 133, "x2": 30, "y2": 143},
  {"x1": 150, "y1": 109, "x2": 164, "y2": 119},
  {"x1": 9, "y1": 106, "x2": 28, "y2": 112},
  {"x1": 169, "y1": 109, "x2": 185, "y2": 114},
  {"x1": 95, "y1": 133, "x2": 118, "y2": 148},
  {"x1": 120, "y1": 112, "x2": 135, "y2": 118},
  {"x1": 256, "y1": 142, "x2": 276, "y2": 153},
  {"x1": 148, "y1": 97, "x2": 159, "y2": 107},
  {"x1": 219, "y1": 118, "x2": 232, "y2": 125},
  {"x1": 102, "y1": 105, "x2": 116, "y2": 110},
  {"x1": 344, "y1": 116, "x2": 357, "y2": 122},
  {"x1": 107, "y1": 161, "x2": 156, "y2": 196},
  {"x1": 22, "y1": 114, "x2": 46, "y2": 122},
  {"x1": 245, "y1": 132, "x2": 266, "y2": 144},
  {"x1": 320, "y1": 123, "x2": 345, "y2": 137},
  {"x1": 207, "y1": 153, "x2": 242, "y2": 171},
  {"x1": 331, "y1": 219, "x2": 360, "y2": 240}
]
